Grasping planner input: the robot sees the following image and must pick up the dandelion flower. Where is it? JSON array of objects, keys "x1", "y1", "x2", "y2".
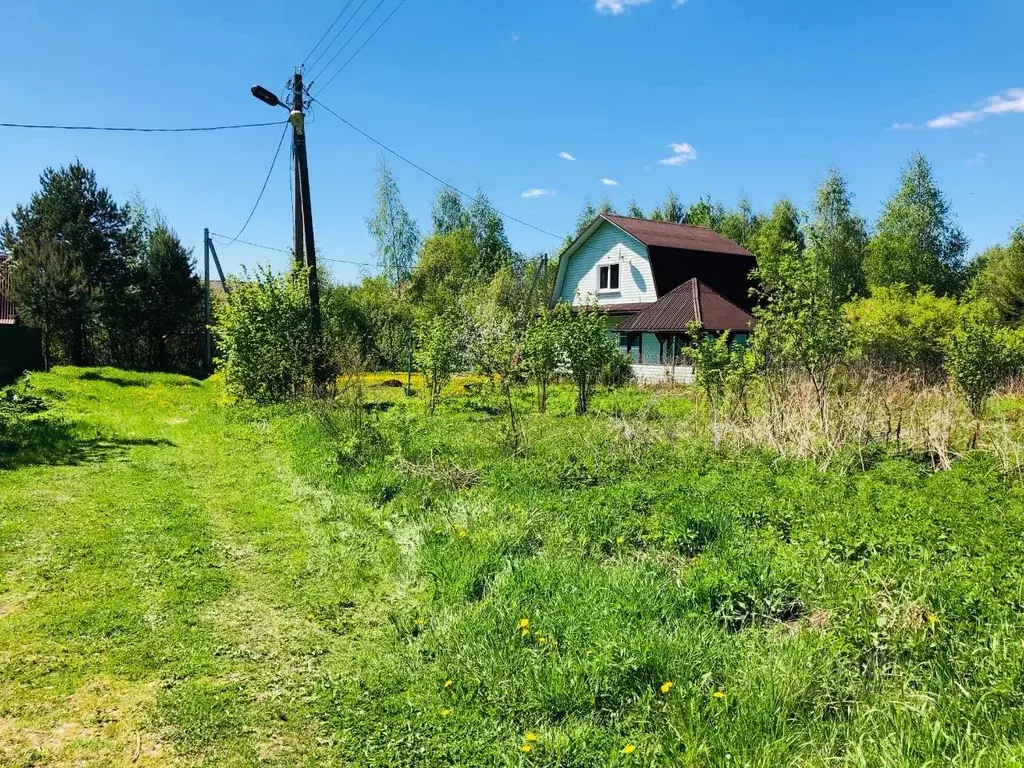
[
  {"x1": 927, "y1": 613, "x2": 939, "y2": 626},
  {"x1": 458, "y1": 528, "x2": 468, "y2": 538},
  {"x1": 519, "y1": 618, "x2": 530, "y2": 630},
  {"x1": 521, "y1": 628, "x2": 529, "y2": 637},
  {"x1": 525, "y1": 732, "x2": 539, "y2": 742},
  {"x1": 616, "y1": 536, "x2": 625, "y2": 544},
  {"x1": 660, "y1": 681, "x2": 674, "y2": 694},
  {"x1": 622, "y1": 744, "x2": 636, "y2": 754},
  {"x1": 443, "y1": 679, "x2": 453, "y2": 688},
  {"x1": 440, "y1": 708, "x2": 453, "y2": 717},
  {"x1": 520, "y1": 744, "x2": 533, "y2": 753},
  {"x1": 712, "y1": 690, "x2": 726, "y2": 700}
]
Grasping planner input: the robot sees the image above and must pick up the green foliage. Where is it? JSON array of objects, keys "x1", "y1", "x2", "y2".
[
  {"x1": 551, "y1": 301, "x2": 617, "y2": 415},
  {"x1": 864, "y1": 153, "x2": 968, "y2": 294},
  {"x1": 684, "y1": 322, "x2": 733, "y2": 415},
  {"x1": 522, "y1": 309, "x2": 559, "y2": 413},
  {"x1": 430, "y1": 187, "x2": 466, "y2": 236},
  {"x1": 136, "y1": 224, "x2": 204, "y2": 371},
  {"x1": 415, "y1": 310, "x2": 466, "y2": 414},
  {"x1": 5, "y1": 236, "x2": 90, "y2": 369},
  {"x1": 213, "y1": 266, "x2": 317, "y2": 403},
  {"x1": 845, "y1": 285, "x2": 968, "y2": 371},
  {"x1": 2, "y1": 161, "x2": 137, "y2": 366},
  {"x1": 366, "y1": 158, "x2": 420, "y2": 285},
  {"x1": 684, "y1": 195, "x2": 762, "y2": 250},
  {"x1": 806, "y1": 167, "x2": 867, "y2": 300},
  {"x1": 465, "y1": 190, "x2": 515, "y2": 279},
  {"x1": 944, "y1": 309, "x2": 1020, "y2": 418},
  {"x1": 649, "y1": 190, "x2": 683, "y2": 222},
  {"x1": 749, "y1": 198, "x2": 805, "y2": 286},
  {"x1": 972, "y1": 222, "x2": 1024, "y2": 323},
  {"x1": 409, "y1": 228, "x2": 483, "y2": 315}
]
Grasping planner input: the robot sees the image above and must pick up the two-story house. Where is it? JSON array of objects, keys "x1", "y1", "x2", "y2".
[{"x1": 550, "y1": 214, "x2": 757, "y2": 382}]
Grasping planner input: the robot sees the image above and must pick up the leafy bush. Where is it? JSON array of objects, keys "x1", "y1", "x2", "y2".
[
  {"x1": 551, "y1": 301, "x2": 617, "y2": 415},
  {"x1": 213, "y1": 266, "x2": 317, "y2": 403},
  {"x1": 944, "y1": 310, "x2": 1020, "y2": 419},
  {"x1": 845, "y1": 285, "x2": 966, "y2": 372},
  {"x1": 415, "y1": 310, "x2": 466, "y2": 414}
]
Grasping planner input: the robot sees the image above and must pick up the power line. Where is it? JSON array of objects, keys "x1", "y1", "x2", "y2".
[
  {"x1": 0, "y1": 120, "x2": 285, "y2": 133},
  {"x1": 218, "y1": 123, "x2": 290, "y2": 246},
  {"x1": 313, "y1": 0, "x2": 412, "y2": 97},
  {"x1": 302, "y1": 0, "x2": 359, "y2": 67},
  {"x1": 209, "y1": 233, "x2": 372, "y2": 267},
  {"x1": 311, "y1": 97, "x2": 562, "y2": 240},
  {"x1": 306, "y1": 0, "x2": 372, "y2": 80},
  {"x1": 308, "y1": 0, "x2": 393, "y2": 90}
]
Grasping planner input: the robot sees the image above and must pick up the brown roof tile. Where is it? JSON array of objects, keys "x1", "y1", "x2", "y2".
[
  {"x1": 616, "y1": 278, "x2": 755, "y2": 333},
  {"x1": 602, "y1": 214, "x2": 753, "y2": 257}
]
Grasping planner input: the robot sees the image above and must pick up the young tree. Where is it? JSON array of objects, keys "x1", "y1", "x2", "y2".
[
  {"x1": 806, "y1": 168, "x2": 868, "y2": 301},
  {"x1": 523, "y1": 309, "x2": 559, "y2": 413},
  {"x1": 366, "y1": 158, "x2": 420, "y2": 285},
  {"x1": 749, "y1": 198, "x2": 806, "y2": 295},
  {"x1": 466, "y1": 190, "x2": 513, "y2": 280},
  {"x1": 552, "y1": 301, "x2": 616, "y2": 415},
  {"x1": 627, "y1": 198, "x2": 645, "y2": 218},
  {"x1": 6, "y1": 237, "x2": 89, "y2": 369},
  {"x1": 430, "y1": 187, "x2": 466, "y2": 236},
  {"x1": 972, "y1": 222, "x2": 1024, "y2": 323},
  {"x1": 684, "y1": 322, "x2": 732, "y2": 428},
  {"x1": 864, "y1": 153, "x2": 968, "y2": 294},
  {"x1": 415, "y1": 310, "x2": 465, "y2": 414},
  {"x1": 138, "y1": 224, "x2": 204, "y2": 370}
]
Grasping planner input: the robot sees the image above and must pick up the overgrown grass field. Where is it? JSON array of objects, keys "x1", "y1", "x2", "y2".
[{"x1": 2, "y1": 368, "x2": 1024, "y2": 766}]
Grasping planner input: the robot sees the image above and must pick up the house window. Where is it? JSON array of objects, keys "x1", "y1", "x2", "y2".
[{"x1": 599, "y1": 264, "x2": 620, "y2": 291}]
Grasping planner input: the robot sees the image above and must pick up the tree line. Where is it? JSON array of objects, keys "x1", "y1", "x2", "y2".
[{"x1": 1, "y1": 162, "x2": 204, "y2": 372}]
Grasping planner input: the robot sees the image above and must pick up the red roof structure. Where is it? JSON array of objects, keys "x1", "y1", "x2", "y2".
[
  {"x1": 0, "y1": 255, "x2": 15, "y2": 325},
  {"x1": 601, "y1": 214, "x2": 754, "y2": 257},
  {"x1": 617, "y1": 278, "x2": 754, "y2": 334}
]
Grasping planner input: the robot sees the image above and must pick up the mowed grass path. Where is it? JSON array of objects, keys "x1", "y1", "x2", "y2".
[{"x1": 0, "y1": 369, "x2": 377, "y2": 766}]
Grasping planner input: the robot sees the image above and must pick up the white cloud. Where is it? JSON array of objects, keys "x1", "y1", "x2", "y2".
[
  {"x1": 558, "y1": 151, "x2": 577, "y2": 161},
  {"x1": 521, "y1": 188, "x2": 556, "y2": 199},
  {"x1": 968, "y1": 152, "x2": 989, "y2": 165},
  {"x1": 893, "y1": 89, "x2": 1024, "y2": 131},
  {"x1": 595, "y1": 0, "x2": 653, "y2": 14},
  {"x1": 600, "y1": 178, "x2": 620, "y2": 186},
  {"x1": 511, "y1": 33, "x2": 520, "y2": 43},
  {"x1": 658, "y1": 142, "x2": 698, "y2": 166}
]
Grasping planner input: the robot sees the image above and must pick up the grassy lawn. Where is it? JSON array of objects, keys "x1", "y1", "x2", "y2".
[{"x1": 2, "y1": 368, "x2": 1024, "y2": 766}]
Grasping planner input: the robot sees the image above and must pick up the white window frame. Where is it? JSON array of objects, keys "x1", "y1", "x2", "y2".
[{"x1": 597, "y1": 263, "x2": 620, "y2": 293}]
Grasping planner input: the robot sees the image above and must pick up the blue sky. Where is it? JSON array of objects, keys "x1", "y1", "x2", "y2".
[{"x1": 1, "y1": 0, "x2": 1021, "y2": 282}]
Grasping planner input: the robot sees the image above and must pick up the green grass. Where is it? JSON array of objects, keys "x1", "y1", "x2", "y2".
[{"x1": 2, "y1": 369, "x2": 1024, "y2": 766}]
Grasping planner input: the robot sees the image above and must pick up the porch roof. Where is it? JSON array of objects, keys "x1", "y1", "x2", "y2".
[{"x1": 616, "y1": 278, "x2": 755, "y2": 333}]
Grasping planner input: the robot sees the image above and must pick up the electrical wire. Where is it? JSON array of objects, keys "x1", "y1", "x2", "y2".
[
  {"x1": 306, "y1": 0, "x2": 372, "y2": 79},
  {"x1": 218, "y1": 122, "x2": 290, "y2": 247},
  {"x1": 313, "y1": 0, "x2": 411, "y2": 96},
  {"x1": 307, "y1": 0, "x2": 393, "y2": 89},
  {"x1": 311, "y1": 97, "x2": 562, "y2": 240},
  {"x1": 209, "y1": 234, "x2": 372, "y2": 267},
  {"x1": 0, "y1": 120, "x2": 285, "y2": 133},
  {"x1": 302, "y1": 0, "x2": 359, "y2": 67}
]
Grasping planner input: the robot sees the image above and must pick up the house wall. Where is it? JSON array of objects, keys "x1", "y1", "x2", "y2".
[{"x1": 558, "y1": 222, "x2": 656, "y2": 307}]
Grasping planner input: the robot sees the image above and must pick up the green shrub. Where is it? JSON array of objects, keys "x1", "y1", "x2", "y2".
[
  {"x1": 213, "y1": 265, "x2": 317, "y2": 403},
  {"x1": 944, "y1": 310, "x2": 1019, "y2": 419}
]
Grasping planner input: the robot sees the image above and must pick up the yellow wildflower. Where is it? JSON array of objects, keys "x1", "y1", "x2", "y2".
[
  {"x1": 538, "y1": 636, "x2": 548, "y2": 644},
  {"x1": 443, "y1": 679, "x2": 453, "y2": 688},
  {"x1": 712, "y1": 690, "x2": 726, "y2": 700},
  {"x1": 616, "y1": 536, "x2": 625, "y2": 544},
  {"x1": 927, "y1": 613, "x2": 939, "y2": 626},
  {"x1": 440, "y1": 708, "x2": 453, "y2": 717},
  {"x1": 524, "y1": 732, "x2": 539, "y2": 743},
  {"x1": 458, "y1": 528, "x2": 468, "y2": 538},
  {"x1": 518, "y1": 618, "x2": 530, "y2": 630},
  {"x1": 520, "y1": 628, "x2": 529, "y2": 637},
  {"x1": 520, "y1": 744, "x2": 533, "y2": 753},
  {"x1": 622, "y1": 744, "x2": 636, "y2": 754},
  {"x1": 660, "y1": 681, "x2": 674, "y2": 694}
]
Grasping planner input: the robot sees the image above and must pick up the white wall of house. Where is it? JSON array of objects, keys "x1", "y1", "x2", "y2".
[{"x1": 557, "y1": 222, "x2": 657, "y2": 307}]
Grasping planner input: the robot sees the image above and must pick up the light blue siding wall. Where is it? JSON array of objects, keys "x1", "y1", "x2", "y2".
[{"x1": 558, "y1": 222, "x2": 656, "y2": 307}]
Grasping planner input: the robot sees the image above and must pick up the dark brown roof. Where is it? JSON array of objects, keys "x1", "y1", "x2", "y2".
[
  {"x1": 617, "y1": 278, "x2": 755, "y2": 333},
  {"x1": 0, "y1": 254, "x2": 14, "y2": 325},
  {"x1": 602, "y1": 214, "x2": 753, "y2": 257},
  {"x1": 595, "y1": 302, "x2": 653, "y2": 314}
]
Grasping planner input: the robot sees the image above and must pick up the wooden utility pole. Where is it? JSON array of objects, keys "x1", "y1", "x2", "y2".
[
  {"x1": 204, "y1": 228, "x2": 211, "y2": 368},
  {"x1": 290, "y1": 69, "x2": 324, "y2": 381}
]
